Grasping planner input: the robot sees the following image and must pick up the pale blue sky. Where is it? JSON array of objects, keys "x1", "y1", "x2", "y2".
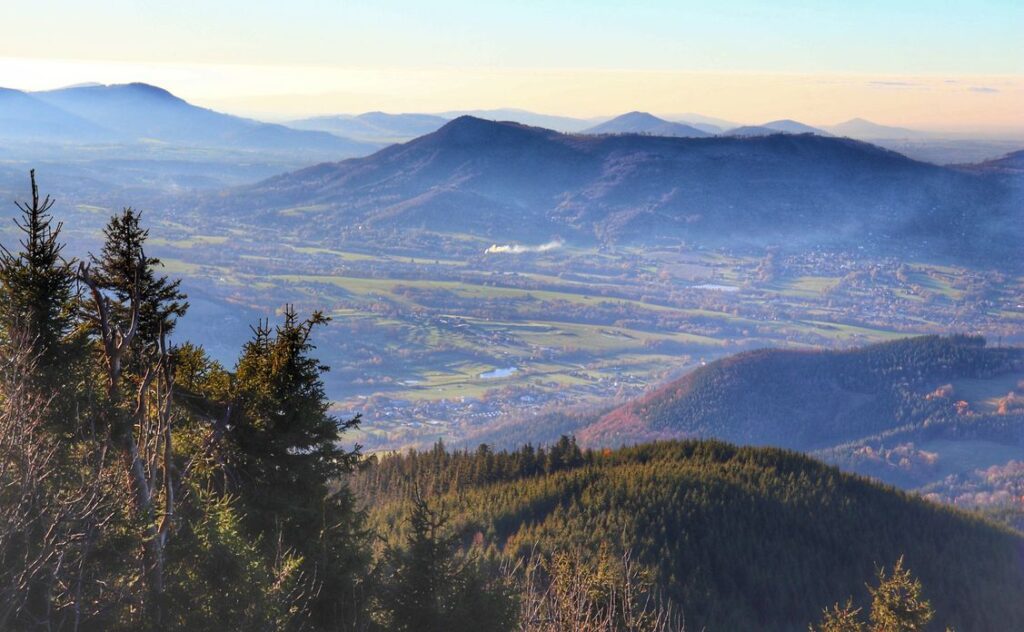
[
  {"x1": 4, "y1": 0, "x2": 1021, "y2": 73},
  {"x1": 1, "y1": 1, "x2": 1021, "y2": 127}
]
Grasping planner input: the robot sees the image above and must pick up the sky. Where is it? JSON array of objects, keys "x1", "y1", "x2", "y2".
[{"x1": 1, "y1": 0, "x2": 1021, "y2": 131}]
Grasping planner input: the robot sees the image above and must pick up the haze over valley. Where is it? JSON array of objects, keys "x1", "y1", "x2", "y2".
[{"x1": 2, "y1": 83, "x2": 1022, "y2": 459}]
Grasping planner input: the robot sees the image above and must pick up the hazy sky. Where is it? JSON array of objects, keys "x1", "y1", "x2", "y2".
[{"x1": 2, "y1": 0, "x2": 1021, "y2": 130}]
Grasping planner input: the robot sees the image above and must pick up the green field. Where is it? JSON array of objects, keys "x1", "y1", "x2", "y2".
[{"x1": 140, "y1": 220, "x2": 1023, "y2": 447}]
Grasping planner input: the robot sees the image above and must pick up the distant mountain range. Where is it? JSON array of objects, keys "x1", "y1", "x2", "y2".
[
  {"x1": 827, "y1": 117, "x2": 924, "y2": 139},
  {"x1": 582, "y1": 111, "x2": 711, "y2": 137},
  {"x1": 287, "y1": 109, "x2": 844, "y2": 141},
  {"x1": 664, "y1": 112, "x2": 739, "y2": 132},
  {"x1": 438, "y1": 108, "x2": 601, "y2": 133},
  {"x1": 213, "y1": 115, "x2": 1017, "y2": 260},
  {"x1": 287, "y1": 112, "x2": 450, "y2": 142},
  {"x1": 0, "y1": 83, "x2": 379, "y2": 156},
  {"x1": 2, "y1": 81, "x2": 1004, "y2": 158}
]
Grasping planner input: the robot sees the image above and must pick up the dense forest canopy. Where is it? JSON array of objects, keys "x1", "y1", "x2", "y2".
[{"x1": 353, "y1": 439, "x2": 1024, "y2": 631}]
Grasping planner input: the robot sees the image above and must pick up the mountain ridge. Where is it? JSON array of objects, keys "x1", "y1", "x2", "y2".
[
  {"x1": 209, "y1": 115, "x2": 1016, "y2": 260},
  {"x1": 1, "y1": 82, "x2": 380, "y2": 155},
  {"x1": 828, "y1": 117, "x2": 925, "y2": 139},
  {"x1": 287, "y1": 111, "x2": 450, "y2": 142}
]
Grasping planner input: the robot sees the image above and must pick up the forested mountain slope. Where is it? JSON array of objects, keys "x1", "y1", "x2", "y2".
[
  {"x1": 353, "y1": 439, "x2": 1024, "y2": 631},
  {"x1": 580, "y1": 335, "x2": 1024, "y2": 449}
]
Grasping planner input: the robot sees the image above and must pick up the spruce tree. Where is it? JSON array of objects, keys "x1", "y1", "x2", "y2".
[
  {"x1": 379, "y1": 495, "x2": 456, "y2": 632},
  {"x1": 0, "y1": 170, "x2": 76, "y2": 384},
  {"x1": 377, "y1": 493, "x2": 516, "y2": 632},
  {"x1": 90, "y1": 208, "x2": 187, "y2": 352},
  {"x1": 868, "y1": 557, "x2": 934, "y2": 632},
  {"x1": 231, "y1": 306, "x2": 367, "y2": 629},
  {"x1": 811, "y1": 558, "x2": 935, "y2": 632},
  {"x1": 232, "y1": 307, "x2": 360, "y2": 531}
]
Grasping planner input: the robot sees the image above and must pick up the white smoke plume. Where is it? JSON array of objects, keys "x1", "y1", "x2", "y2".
[{"x1": 485, "y1": 240, "x2": 564, "y2": 254}]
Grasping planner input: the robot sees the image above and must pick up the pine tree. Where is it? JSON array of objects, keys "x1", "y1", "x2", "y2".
[{"x1": 0, "y1": 170, "x2": 76, "y2": 385}]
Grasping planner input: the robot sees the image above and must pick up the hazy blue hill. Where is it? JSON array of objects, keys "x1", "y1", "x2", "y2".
[
  {"x1": 0, "y1": 87, "x2": 111, "y2": 141},
  {"x1": 964, "y1": 149, "x2": 1024, "y2": 175},
  {"x1": 440, "y1": 108, "x2": 597, "y2": 132},
  {"x1": 580, "y1": 335, "x2": 1024, "y2": 449},
  {"x1": 357, "y1": 439, "x2": 1024, "y2": 631},
  {"x1": 724, "y1": 124, "x2": 778, "y2": 136},
  {"x1": 666, "y1": 111, "x2": 739, "y2": 131},
  {"x1": 682, "y1": 121, "x2": 723, "y2": 134},
  {"x1": 582, "y1": 111, "x2": 711, "y2": 137},
  {"x1": 725, "y1": 119, "x2": 829, "y2": 136},
  {"x1": 31, "y1": 83, "x2": 380, "y2": 154},
  {"x1": 214, "y1": 116, "x2": 1014, "y2": 259},
  {"x1": 762, "y1": 118, "x2": 831, "y2": 135},
  {"x1": 287, "y1": 111, "x2": 449, "y2": 141},
  {"x1": 828, "y1": 117, "x2": 924, "y2": 140},
  {"x1": 356, "y1": 111, "x2": 448, "y2": 135}
]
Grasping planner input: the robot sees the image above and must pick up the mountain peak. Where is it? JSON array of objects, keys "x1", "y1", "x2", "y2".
[
  {"x1": 36, "y1": 81, "x2": 185, "y2": 104},
  {"x1": 429, "y1": 115, "x2": 547, "y2": 144},
  {"x1": 761, "y1": 119, "x2": 830, "y2": 135},
  {"x1": 584, "y1": 111, "x2": 711, "y2": 138},
  {"x1": 620, "y1": 111, "x2": 661, "y2": 120},
  {"x1": 105, "y1": 82, "x2": 183, "y2": 102},
  {"x1": 122, "y1": 82, "x2": 175, "y2": 96}
]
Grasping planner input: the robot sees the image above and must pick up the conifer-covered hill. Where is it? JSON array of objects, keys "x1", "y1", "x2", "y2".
[
  {"x1": 578, "y1": 335, "x2": 1024, "y2": 449},
  {"x1": 353, "y1": 439, "x2": 1024, "y2": 631}
]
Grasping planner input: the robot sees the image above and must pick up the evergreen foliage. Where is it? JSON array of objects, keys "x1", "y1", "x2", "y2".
[
  {"x1": 867, "y1": 558, "x2": 934, "y2": 632},
  {"x1": 354, "y1": 440, "x2": 1024, "y2": 631},
  {"x1": 88, "y1": 207, "x2": 187, "y2": 351},
  {"x1": 812, "y1": 558, "x2": 934, "y2": 632},
  {"x1": 375, "y1": 494, "x2": 517, "y2": 632},
  {"x1": 0, "y1": 170, "x2": 77, "y2": 387}
]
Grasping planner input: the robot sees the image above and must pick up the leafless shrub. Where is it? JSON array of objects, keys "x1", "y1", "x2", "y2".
[
  {"x1": 509, "y1": 547, "x2": 685, "y2": 632},
  {"x1": 0, "y1": 330, "x2": 113, "y2": 629}
]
